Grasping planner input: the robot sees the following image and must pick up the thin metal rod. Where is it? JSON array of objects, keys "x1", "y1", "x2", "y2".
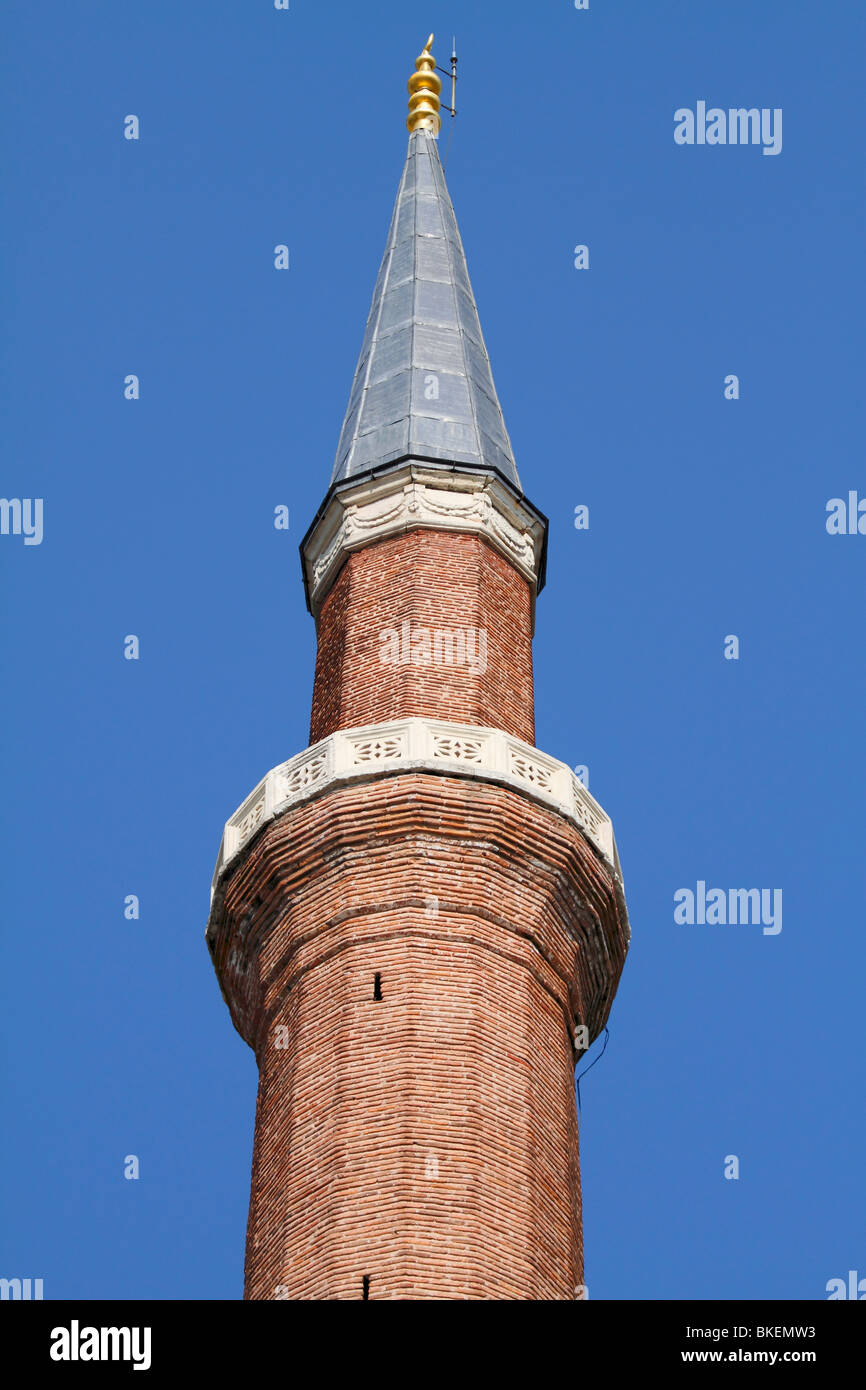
[{"x1": 450, "y1": 39, "x2": 458, "y2": 119}]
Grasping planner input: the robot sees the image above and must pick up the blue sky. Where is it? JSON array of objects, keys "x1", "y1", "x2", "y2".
[{"x1": 2, "y1": 0, "x2": 863, "y2": 1300}]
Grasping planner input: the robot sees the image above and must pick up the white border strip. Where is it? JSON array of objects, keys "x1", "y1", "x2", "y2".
[{"x1": 302, "y1": 464, "x2": 545, "y2": 616}]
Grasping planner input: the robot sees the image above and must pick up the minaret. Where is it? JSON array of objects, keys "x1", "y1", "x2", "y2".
[{"x1": 207, "y1": 36, "x2": 630, "y2": 1301}]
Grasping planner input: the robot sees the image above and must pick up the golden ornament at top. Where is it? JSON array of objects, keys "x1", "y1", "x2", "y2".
[{"x1": 407, "y1": 33, "x2": 442, "y2": 134}]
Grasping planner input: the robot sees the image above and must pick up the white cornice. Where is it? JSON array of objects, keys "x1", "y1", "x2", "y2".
[
  {"x1": 302, "y1": 464, "x2": 546, "y2": 618},
  {"x1": 209, "y1": 718, "x2": 626, "y2": 928}
]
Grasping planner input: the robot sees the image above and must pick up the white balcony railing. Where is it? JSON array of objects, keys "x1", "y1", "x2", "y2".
[{"x1": 211, "y1": 717, "x2": 621, "y2": 901}]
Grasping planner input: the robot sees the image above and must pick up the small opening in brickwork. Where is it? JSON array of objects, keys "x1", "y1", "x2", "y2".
[
  {"x1": 373, "y1": 973, "x2": 382, "y2": 1001},
  {"x1": 362, "y1": 1276, "x2": 371, "y2": 1300}
]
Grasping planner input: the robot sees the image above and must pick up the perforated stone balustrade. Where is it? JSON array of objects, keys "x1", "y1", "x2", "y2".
[{"x1": 211, "y1": 717, "x2": 623, "y2": 903}]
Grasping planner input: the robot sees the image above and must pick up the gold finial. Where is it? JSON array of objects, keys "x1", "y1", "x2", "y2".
[{"x1": 407, "y1": 33, "x2": 442, "y2": 134}]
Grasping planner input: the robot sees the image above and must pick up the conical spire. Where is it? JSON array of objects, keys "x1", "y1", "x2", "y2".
[{"x1": 330, "y1": 126, "x2": 522, "y2": 492}]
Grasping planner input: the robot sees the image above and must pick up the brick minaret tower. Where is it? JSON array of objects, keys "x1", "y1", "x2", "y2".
[{"x1": 207, "y1": 36, "x2": 630, "y2": 1301}]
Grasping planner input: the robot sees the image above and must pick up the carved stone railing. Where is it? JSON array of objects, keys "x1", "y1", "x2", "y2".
[{"x1": 211, "y1": 717, "x2": 624, "y2": 903}]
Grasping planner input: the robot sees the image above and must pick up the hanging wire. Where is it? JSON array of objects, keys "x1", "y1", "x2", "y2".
[
  {"x1": 442, "y1": 114, "x2": 456, "y2": 170},
  {"x1": 575, "y1": 1027, "x2": 610, "y2": 1117}
]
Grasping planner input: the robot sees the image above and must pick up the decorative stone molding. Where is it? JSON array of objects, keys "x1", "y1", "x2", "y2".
[
  {"x1": 210, "y1": 716, "x2": 626, "y2": 914},
  {"x1": 302, "y1": 463, "x2": 547, "y2": 617}
]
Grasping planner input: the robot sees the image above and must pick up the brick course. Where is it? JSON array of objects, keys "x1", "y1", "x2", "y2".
[
  {"x1": 309, "y1": 529, "x2": 536, "y2": 746},
  {"x1": 208, "y1": 773, "x2": 628, "y2": 1300}
]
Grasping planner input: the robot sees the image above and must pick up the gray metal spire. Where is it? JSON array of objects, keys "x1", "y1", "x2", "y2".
[{"x1": 330, "y1": 129, "x2": 522, "y2": 492}]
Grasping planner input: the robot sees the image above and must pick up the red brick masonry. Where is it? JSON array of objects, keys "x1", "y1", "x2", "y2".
[
  {"x1": 310, "y1": 529, "x2": 536, "y2": 746},
  {"x1": 207, "y1": 773, "x2": 628, "y2": 1300}
]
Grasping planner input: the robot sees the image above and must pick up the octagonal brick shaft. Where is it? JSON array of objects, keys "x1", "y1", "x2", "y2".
[
  {"x1": 207, "y1": 773, "x2": 629, "y2": 1301},
  {"x1": 309, "y1": 527, "x2": 536, "y2": 746}
]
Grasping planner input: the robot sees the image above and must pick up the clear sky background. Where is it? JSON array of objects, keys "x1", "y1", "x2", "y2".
[{"x1": 2, "y1": 1, "x2": 863, "y2": 1300}]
